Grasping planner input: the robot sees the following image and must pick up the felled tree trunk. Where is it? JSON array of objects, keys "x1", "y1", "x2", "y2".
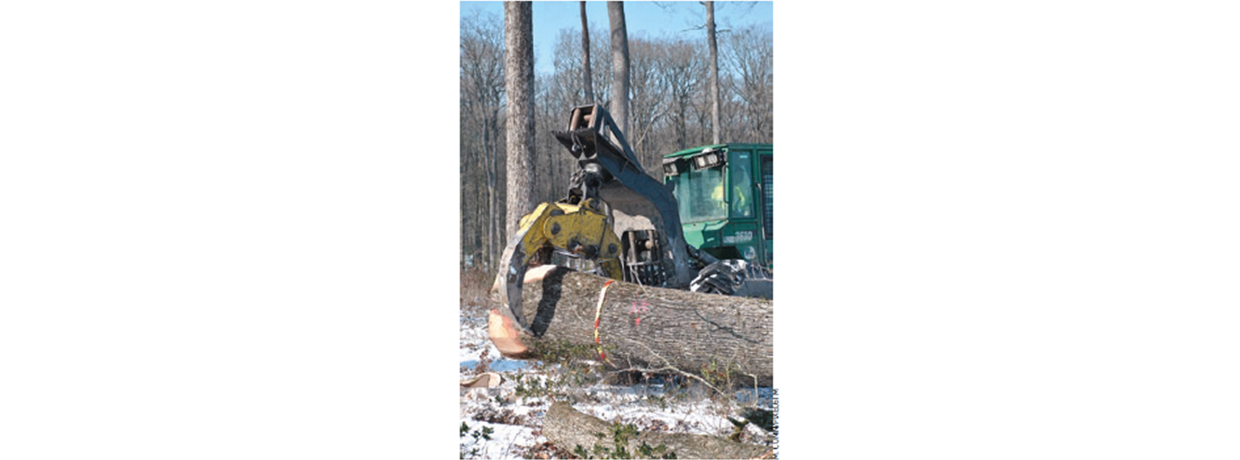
[
  {"x1": 543, "y1": 401, "x2": 772, "y2": 459},
  {"x1": 489, "y1": 267, "x2": 773, "y2": 386}
]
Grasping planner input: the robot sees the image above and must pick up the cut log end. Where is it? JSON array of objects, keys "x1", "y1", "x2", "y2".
[
  {"x1": 459, "y1": 371, "x2": 504, "y2": 389},
  {"x1": 487, "y1": 308, "x2": 529, "y2": 358},
  {"x1": 486, "y1": 265, "x2": 563, "y2": 358}
]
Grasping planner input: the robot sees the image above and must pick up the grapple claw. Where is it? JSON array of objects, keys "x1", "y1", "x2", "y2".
[{"x1": 495, "y1": 230, "x2": 534, "y2": 336}]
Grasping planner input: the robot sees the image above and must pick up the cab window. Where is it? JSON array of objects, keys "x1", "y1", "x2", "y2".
[
  {"x1": 669, "y1": 165, "x2": 727, "y2": 223},
  {"x1": 729, "y1": 152, "x2": 754, "y2": 218}
]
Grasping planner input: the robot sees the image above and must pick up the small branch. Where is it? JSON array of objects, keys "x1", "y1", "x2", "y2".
[
  {"x1": 608, "y1": 364, "x2": 726, "y2": 397},
  {"x1": 622, "y1": 340, "x2": 728, "y2": 396}
]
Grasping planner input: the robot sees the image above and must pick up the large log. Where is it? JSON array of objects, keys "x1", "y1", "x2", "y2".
[
  {"x1": 489, "y1": 267, "x2": 773, "y2": 386},
  {"x1": 543, "y1": 401, "x2": 772, "y2": 459}
]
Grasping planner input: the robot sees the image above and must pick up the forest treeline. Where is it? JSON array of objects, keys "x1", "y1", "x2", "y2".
[{"x1": 460, "y1": 8, "x2": 772, "y2": 271}]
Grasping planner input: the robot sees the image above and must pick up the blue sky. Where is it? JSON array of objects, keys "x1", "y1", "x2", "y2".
[{"x1": 460, "y1": 1, "x2": 773, "y2": 74}]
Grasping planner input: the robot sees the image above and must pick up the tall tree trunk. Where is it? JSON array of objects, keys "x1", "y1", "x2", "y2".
[
  {"x1": 460, "y1": 130, "x2": 468, "y2": 269},
  {"x1": 677, "y1": 98, "x2": 687, "y2": 150},
  {"x1": 483, "y1": 114, "x2": 496, "y2": 270},
  {"x1": 504, "y1": 2, "x2": 536, "y2": 241},
  {"x1": 705, "y1": 1, "x2": 720, "y2": 145},
  {"x1": 492, "y1": 110, "x2": 505, "y2": 270},
  {"x1": 580, "y1": 1, "x2": 595, "y2": 103},
  {"x1": 607, "y1": 1, "x2": 630, "y2": 136}
]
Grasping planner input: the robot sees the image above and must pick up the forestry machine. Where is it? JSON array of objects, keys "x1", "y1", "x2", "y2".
[{"x1": 495, "y1": 104, "x2": 772, "y2": 334}]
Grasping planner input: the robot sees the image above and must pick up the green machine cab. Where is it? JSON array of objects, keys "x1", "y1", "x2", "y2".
[{"x1": 663, "y1": 144, "x2": 773, "y2": 271}]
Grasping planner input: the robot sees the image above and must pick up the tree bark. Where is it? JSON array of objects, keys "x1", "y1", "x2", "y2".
[
  {"x1": 484, "y1": 113, "x2": 497, "y2": 270},
  {"x1": 705, "y1": 1, "x2": 721, "y2": 145},
  {"x1": 490, "y1": 267, "x2": 773, "y2": 386},
  {"x1": 580, "y1": 1, "x2": 595, "y2": 103},
  {"x1": 504, "y1": 2, "x2": 536, "y2": 240},
  {"x1": 607, "y1": 1, "x2": 630, "y2": 136},
  {"x1": 543, "y1": 401, "x2": 772, "y2": 459}
]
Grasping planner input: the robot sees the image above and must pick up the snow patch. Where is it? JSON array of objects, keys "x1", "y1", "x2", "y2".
[{"x1": 459, "y1": 305, "x2": 775, "y2": 458}]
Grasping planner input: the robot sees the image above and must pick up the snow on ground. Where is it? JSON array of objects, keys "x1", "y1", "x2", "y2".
[
  {"x1": 460, "y1": 315, "x2": 530, "y2": 372},
  {"x1": 459, "y1": 307, "x2": 774, "y2": 459}
]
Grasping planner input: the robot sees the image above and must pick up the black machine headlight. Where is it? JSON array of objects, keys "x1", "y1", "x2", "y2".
[
  {"x1": 663, "y1": 158, "x2": 688, "y2": 177},
  {"x1": 691, "y1": 149, "x2": 725, "y2": 169}
]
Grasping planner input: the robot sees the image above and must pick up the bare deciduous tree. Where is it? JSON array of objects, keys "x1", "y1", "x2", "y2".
[
  {"x1": 627, "y1": 36, "x2": 670, "y2": 173},
  {"x1": 608, "y1": 1, "x2": 631, "y2": 136},
  {"x1": 658, "y1": 38, "x2": 702, "y2": 151},
  {"x1": 553, "y1": 25, "x2": 612, "y2": 106},
  {"x1": 724, "y1": 24, "x2": 774, "y2": 143},
  {"x1": 461, "y1": 10, "x2": 506, "y2": 270},
  {"x1": 579, "y1": 2, "x2": 595, "y2": 103},
  {"x1": 504, "y1": 2, "x2": 535, "y2": 240},
  {"x1": 704, "y1": 1, "x2": 720, "y2": 145}
]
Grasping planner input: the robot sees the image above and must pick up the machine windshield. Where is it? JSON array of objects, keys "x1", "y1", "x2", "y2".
[
  {"x1": 671, "y1": 165, "x2": 727, "y2": 223},
  {"x1": 729, "y1": 156, "x2": 754, "y2": 218}
]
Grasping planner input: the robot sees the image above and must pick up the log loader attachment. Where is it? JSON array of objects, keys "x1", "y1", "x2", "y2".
[{"x1": 494, "y1": 104, "x2": 770, "y2": 336}]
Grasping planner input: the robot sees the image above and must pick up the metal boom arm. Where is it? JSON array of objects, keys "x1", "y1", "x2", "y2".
[{"x1": 553, "y1": 105, "x2": 696, "y2": 289}]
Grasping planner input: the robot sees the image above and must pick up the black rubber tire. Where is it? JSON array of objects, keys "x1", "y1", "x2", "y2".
[{"x1": 690, "y1": 259, "x2": 770, "y2": 296}]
